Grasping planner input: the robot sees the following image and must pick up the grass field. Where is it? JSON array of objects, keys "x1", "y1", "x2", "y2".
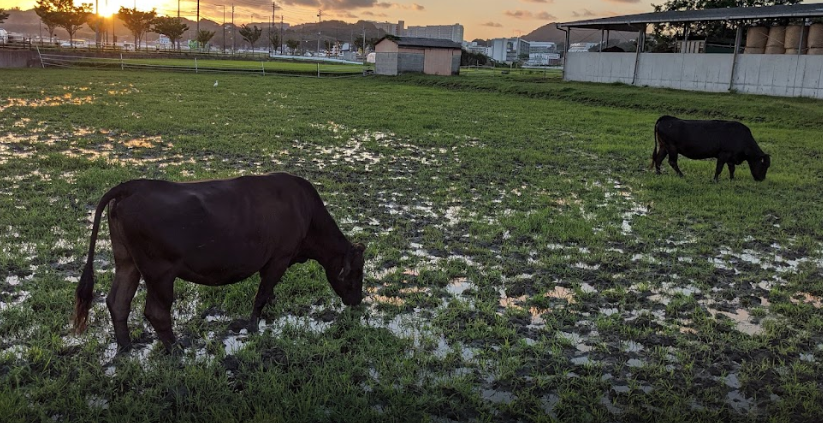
[
  {"x1": 60, "y1": 56, "x2": 368, "y2": 76},
  {"x1": 1, "y1": 68, "x2": 822, "y2": 423}
]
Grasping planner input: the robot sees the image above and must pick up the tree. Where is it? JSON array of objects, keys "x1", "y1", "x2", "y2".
[
  {"x1": 153, "y1": 16, "x2": 187, "y2": 50},
  {"x1": 35, "y1": 1, "x2": 60, "y2": 43},
  {"x1": 238, "y1": 24, "x2": 262, "y2": 50},
  {"x1": 0, "y1": 9, "x2": 9, "y2": 24},
  {"x1": 118, "y1": 7, "x2": 156, "y2": 50},
  {"x1": 651, "y1": 0, "x2": 803, "y2": 45},
  {"x1": 53, "y1": 0, "x2": 92, "y2": 47},
  {"x1": 286, "y1": 38, "x2": 299, "y2": 55},
  {"x1": 35, "y1": 0, "x2": 91, "y2": 46},
  {"x1": 196, "y1": 29, "x2": 215, "y2": 51}
]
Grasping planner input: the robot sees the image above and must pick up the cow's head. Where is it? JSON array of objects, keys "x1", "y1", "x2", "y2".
[
  {"x1": 750, "y1": 154, "x2": 771, "y2": 181},
  {"x1": 327, "y1": 243, "x2": 366, "y2": 306}
]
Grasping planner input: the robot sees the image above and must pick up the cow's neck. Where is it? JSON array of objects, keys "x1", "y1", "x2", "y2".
[{"x1": 302, "y1": 209, "x2": 350, "y2": 268}]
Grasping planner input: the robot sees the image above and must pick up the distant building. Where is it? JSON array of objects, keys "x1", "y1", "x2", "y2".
[
  {"x1": 489, "y1": 38, "x2": 530, "y2": 63},
  {"x1": 370, "y1": 20, "x2": 405, "y2": 36},
  {"x1": 374, "y1": 36, "x2": 462, "y2": 76},
  {"x1": 0, "y1": 29, "x2": 7, "y2": 44},
  {"x1": 528, "y1": 42, "x2": 556, "y2": 54},
  {"x1": 568, "y1": 42, "x2": 598, "y2": 53},
  {"x1": 464, "y1": 41, "x2": 488, "y2": 56},
  {"x1": 404, "y1": 24, "x2": 464, "y2": 44}
]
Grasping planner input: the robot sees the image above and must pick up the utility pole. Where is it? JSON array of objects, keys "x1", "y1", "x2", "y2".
[
  {"x1": 317, "y1": 9, "x2": 322, "y2": 54},
  {"x1": 280, "y1": 15, "x2": 284, "y2": 55},
  {"x1": 196, "y1": 0, "x2": 200, "y2": 39},
  {"x1": 177, "y1": 0, "x2": 180, "y2": 18},
  {"x1": 363, "y1": 26, "x2": 366, "y2": 55},
  {"x1": 231, "y1": 4, "x2": 235, "y2": 54},
  {"x1": 217, "y1": 4, "x2": 225, "y2": 53},
  {"x1": 269, "y1": 2, "x2": 277, "y2": 55}
]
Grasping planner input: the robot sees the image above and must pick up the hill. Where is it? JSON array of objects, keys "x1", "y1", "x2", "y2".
[{"x1": 523, "y1": 22, "x2": 637, "y2": 45}]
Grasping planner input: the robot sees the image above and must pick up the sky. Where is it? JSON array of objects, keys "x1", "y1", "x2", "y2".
[{"x1": 0, "y1": 0, "x2": 652, "y2": 39}]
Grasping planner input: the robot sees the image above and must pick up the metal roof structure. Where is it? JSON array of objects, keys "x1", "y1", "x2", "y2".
[
  {"x1": 559, "y1": 3, "x2": 823, "y2": 32},
  {"x1": 376, "y1": 37, "x2": 462, "y2": 49}
]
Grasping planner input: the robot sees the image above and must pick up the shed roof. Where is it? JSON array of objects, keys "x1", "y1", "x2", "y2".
[
  {"x1": 559, "y1": 3, "x2": 823, "y2": 32},
  {"x1": 376, "y1": 36, "x2": 462, "y2": 49}
]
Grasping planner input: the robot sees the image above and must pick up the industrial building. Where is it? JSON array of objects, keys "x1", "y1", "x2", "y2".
[{"x1": 559, "y1": 4, "x2": 823, "y2": 99}]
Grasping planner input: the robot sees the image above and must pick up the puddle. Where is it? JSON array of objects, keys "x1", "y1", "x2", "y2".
[{"x1": 707, "y1": 308, "x2": 765, "y2": 336}]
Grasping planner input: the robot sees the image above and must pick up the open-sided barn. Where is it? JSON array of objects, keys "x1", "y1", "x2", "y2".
[{"x1": 559, "y1": 4, "x2": 823, "y2": 99}]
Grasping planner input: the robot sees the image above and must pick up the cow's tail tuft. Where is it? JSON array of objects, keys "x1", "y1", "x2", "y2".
[{"x1": 73, "y1": 183, "x2": 130, "y2": 334}]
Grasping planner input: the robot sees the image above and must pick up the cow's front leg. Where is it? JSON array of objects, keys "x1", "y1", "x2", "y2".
[
  {"x1": 249, "y1": 259, "x2": 289, "y2": 332},
  {"x1": 727, "y1": 163, "x2": 736, "y2": 180},
  {"x1": 714, "y1": 155, "x2": 730, "y2": 182}
]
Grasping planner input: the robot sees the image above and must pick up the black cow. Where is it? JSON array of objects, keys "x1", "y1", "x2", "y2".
[
  {"x1": 652, "y1": 115, "x2": 771, "y2": 181},
  {"x1": 73, "y1": 173, "x2": 366, "y2": 352}
]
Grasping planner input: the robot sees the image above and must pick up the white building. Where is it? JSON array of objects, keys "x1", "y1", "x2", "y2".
[
  {"x1": 0, "y1": 29, "x2": 7, "y2": 44},
  {"x1": 528, "y1": 42, "x2": 556, "y2": 54},
  {"x1": 489, "y1": 38, "x2": 530, "y2": 63},
  {"x1": 568, "y1": 42, "x2": 598, "y2": 53},
  {"x1": 404, "y1": 24, "x2": 464, "y2": 44}
]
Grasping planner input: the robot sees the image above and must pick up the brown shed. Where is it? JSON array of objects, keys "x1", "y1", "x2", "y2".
[{"x1": 374, "y1": 37, "x2": 462, "y2": 76}]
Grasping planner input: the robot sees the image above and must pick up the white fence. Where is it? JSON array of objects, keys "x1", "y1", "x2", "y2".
[{"x1": 564, "y1": 52, "x2": 823, "y2": 99}]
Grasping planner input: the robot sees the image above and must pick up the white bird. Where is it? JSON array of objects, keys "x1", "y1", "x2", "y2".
[{"x1": 213, "y1": 80, "x2": 218, "y2": 87}]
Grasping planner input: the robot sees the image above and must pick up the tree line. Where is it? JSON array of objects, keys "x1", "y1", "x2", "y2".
[{"x1": 30, "y1": 0, "x2": 277, "y2": 51}]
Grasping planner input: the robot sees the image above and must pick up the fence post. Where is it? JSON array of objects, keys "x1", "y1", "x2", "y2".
[
  {"x1": 120, "y1": 54, "x2": 124, "y2": 70},
  {"x1": 36, "y1": 46, "x2": 45, "y2": 69},
  {"x1": 195, "y1": 57, "x2": 198, "y2": 73},
  {"x1": 317, "y1": 63, "x2": 320, "y2": 78},
  {"x1": 262, "y1": 61, "x2": 265, "y2": 76}
]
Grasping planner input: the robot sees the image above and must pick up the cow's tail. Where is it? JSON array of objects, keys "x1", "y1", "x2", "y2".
[
  {"x1": 650, "y1": 121, "x2": 660, "y2": 169},
  {"x1": 73, "y1": 183, "x2": 132, "y2": 334}
]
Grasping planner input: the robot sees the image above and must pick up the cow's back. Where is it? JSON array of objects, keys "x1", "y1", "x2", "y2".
[{"x1": 109, "y1": 173, "x2": 319, "y2": 285}]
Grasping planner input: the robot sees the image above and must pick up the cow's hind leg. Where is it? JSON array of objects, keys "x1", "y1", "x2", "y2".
[
  {"x1": 106, "y1": 221, "x2": 141, "y2": 351},
  {"x1": 653, "y1": 147, "x2": 668, "y2": 175},
  {"x1": 142, "y1": 269, "x2": 177, "y2": 352},
  {"x1": 727, "y1": 162, "x2": 736, "y2": 180},
  {"x1": 667, "y1": 149, "x2": 684, "y2": 177},
  {"x1": 249, "y1": 258, "x2": 289, "y2": 332}
]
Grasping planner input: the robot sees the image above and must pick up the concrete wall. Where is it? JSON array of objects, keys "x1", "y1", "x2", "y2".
[
  {"x1": 0, "y1": 50, "x2": 40, "y2": 68},
  {"x1": 375, "y1": 52, "x2": 399, "y2": 75},
  {"x1": 564, "y1": 52, "x2": 823, "y2": 99},
  {"x1": 636, "y1": 53, "x2": 733, "y2": 92},
  {"x1": 734, "y1": 55, "x2": 823, "y2": 98},
  {"x1": 398, "y1": 52, "x2": 425, "y2": 74},
  {"x1": 564, "y1": 52, "x2": 635, "y2": 84}
]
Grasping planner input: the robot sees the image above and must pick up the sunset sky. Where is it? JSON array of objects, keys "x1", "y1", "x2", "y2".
[{"x1": 0, "y1": 0, "x2": 655, "y2": 39}]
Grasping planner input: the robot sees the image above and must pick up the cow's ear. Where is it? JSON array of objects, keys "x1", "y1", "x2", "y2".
[{"x1": 353, "y1": 243, "x2": 366, "y2": 254}]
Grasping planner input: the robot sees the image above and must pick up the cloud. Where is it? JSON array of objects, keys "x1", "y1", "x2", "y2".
[
  {"x1": 362, "y1": 11, "x2": 388, "y2": 17},
  {"x1": 482, "y1": 22, "x2": 503, "y2": 27},
  {"x1": 280, "y1": 0, "x2": 401, "y2": 10},
  {"x1": 571, "y1": 9, "x2": 597, "y2": 18},
  {"x1": 504, "y1": 10, "x2": 555, "y2": 20},
  {"x1": 603, "y1": 0, "x2": 641, "y2": 3}
]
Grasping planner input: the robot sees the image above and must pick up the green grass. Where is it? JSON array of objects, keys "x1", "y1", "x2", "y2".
[
  {"x1": 73, "y1": 57, "x2": 368, "y2": 75},
  {"x1": 1, "y1": 67, "x2": 822, "y2": 422}
]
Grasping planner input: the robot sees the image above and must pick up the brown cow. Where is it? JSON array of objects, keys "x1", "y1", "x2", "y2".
[{"x1": 73, "y1": 173, "x2": 366, "y2": 352}]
